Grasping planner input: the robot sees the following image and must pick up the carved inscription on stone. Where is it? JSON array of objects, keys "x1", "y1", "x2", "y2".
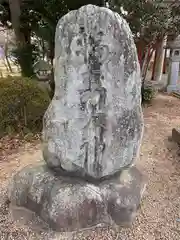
[{"x1": 42, "y1": 5, "x2": 144, "y2": 179}]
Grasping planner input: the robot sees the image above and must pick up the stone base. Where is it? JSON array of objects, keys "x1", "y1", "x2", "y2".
[
  {"x1": 166, "y1": 84, "x2": 180, "y2": 93},
  {"x1": 8, "y1": 165, "x2": 146, "y2": 232}
]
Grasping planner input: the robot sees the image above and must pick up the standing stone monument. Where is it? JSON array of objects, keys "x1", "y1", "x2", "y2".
[{"x1": 8, "y1": 5, "x2": 145, "y2": 233}]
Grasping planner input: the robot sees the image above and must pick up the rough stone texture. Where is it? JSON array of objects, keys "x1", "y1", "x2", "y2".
[
  {"x1": 42, "y1": 4, "x2": 144, "y2": 179},
  {"x1": 172, "y1": 128, "x2": 180, "y2": 145},
  {"x1": 8, "y1": 165, "x2": 146, "y2": 232}
]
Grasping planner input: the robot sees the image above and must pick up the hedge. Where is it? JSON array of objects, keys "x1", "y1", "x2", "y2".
[{"x1": 0, "y1": 76, "x2": 50, "y2": 137}]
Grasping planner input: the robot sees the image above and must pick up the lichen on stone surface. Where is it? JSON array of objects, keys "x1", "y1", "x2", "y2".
[{"x1": 42, "y1": 4, "x2": 144, "y2": 179}]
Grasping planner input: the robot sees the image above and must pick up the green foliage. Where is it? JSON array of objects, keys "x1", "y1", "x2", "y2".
[
  {"x1": 141, "y1": 85, "x2": 156, "y2": 103},
  {"x1": 111, "y1": 0, "x2": 180, "y2": 46},
  {"x1": 0, "y1": 76, "x2": 50, "y2": 137},
  {"x1": 1, "y1": 0, "x2": 180, "y2": 84}
]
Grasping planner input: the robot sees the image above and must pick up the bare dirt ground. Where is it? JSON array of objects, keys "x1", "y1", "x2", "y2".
[{"x1": 0, "y1": 93, "x2": 180, "y2": 240}]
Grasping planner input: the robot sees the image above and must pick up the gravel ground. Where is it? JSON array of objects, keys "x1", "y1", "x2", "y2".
[{"x1": 0, "y1": 93, "x2": 180, "y2": 240}]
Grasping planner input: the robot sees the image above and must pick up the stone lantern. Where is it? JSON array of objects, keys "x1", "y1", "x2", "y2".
[
  {"x1": 167, "y1": 35, "x2": 180, "y2": 93},
  {"x1": 33, "y1": 60, "x2": 52, "y2": 81}
]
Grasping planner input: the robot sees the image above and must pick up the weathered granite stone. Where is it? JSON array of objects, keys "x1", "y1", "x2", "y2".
[
  {"x1": 8, "y1": 165, "x2": 146, "y2": 232},
  {"x1": 42, "y1": 4, "x2": 144, "y2": 179}
]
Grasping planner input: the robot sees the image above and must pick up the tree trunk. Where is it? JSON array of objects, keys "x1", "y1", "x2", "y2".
[
  {"x1": 141, "y1": 47, "x2": 150, "y2": 80},
  {"x1": 8, "y1": 0, "x2": 24, "y2": 46},
  {"x1": 9, "y1": 0, "x2": 33, "y2": 77},
  {"x1": 136, "y1": 40, "x2": 146, "y2": 69},
  {"x1": 151, "y1": 48, "x2": 157, "y2": 80},
  {"x1": 153, "y1": 36, "x2": 167, "y2": 82},
  {"x1": 142, "y1": 47, "x2": 154, "y2": 83},
  {"x1": 163, "y1": 48, "x2": 167, "y2": 74}
]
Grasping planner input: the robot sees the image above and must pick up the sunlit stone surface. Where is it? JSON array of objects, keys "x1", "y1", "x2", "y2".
[
  {"x1": 9, "y1": 165, "x2": 146, "y2": 232},
  {"x1": 42, "y1": 5, "x2": 144, "y2": 179}
]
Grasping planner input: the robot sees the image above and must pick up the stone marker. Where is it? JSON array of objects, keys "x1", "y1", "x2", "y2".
[
  {"x1": 8, "y1": 5, "x2": 146, "y2": 233},
  {"x1": 43, "y1": 4, "x2": 144, "y2": 179}
]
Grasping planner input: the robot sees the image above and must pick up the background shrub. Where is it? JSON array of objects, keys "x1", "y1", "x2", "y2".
[
  {"x1": 0, "y1": 76, "x2": 50, "y2": 137},
  {"x1": 141, "y1": 84, "x2": 157, "y2": 103}
]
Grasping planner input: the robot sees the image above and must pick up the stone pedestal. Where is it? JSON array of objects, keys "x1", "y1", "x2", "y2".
[
  {"x1": 167, "y1": 61, "x2": 180, "y2": 93},
  {"x1": 9, "y1": 165, "x2": 146, "y2": 232}
]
